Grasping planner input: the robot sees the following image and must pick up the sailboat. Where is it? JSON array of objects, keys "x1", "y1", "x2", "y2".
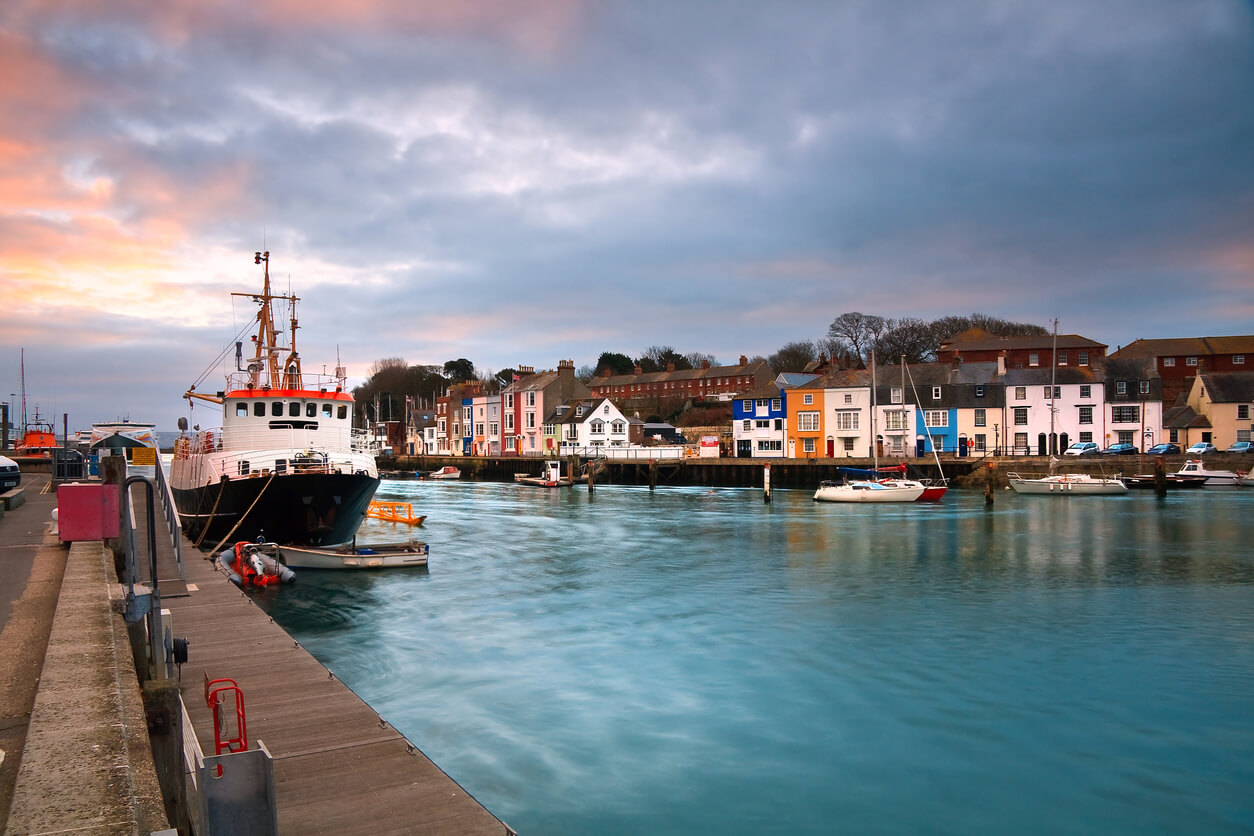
[
  {"x1": 171, "y1": 251, "x2": 381, "y2": 549},
  {"x1": 814, "y1": 353, "x2": 926, "y2": 503},
  {"x1": 874, "y1": 358, "x2": 948, "y2": 501}
]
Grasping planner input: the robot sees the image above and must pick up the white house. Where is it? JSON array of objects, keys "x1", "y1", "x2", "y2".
[{"x1": 1001, "y1": 368, "x2": 1107, "y2": 455}]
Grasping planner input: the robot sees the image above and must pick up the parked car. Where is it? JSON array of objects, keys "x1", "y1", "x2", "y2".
[
  {"x1": 1101, "y1": 443, "x2": 1138, "y2": 455},
  {"x1": 1146, "y1": 443, "x2": 1180, "y2": 456},
  {"x1": 0, "y1": 454, "x2": 20, "y2": 491},
  {"x1": 1186, "y1": 442, "x2": 1217, "y2": 455},
  {"x1": 1064, "y1": 442, "x2": 1100, "y2": 457},
  {"x1": 1224, "y1": 441, "x2": 1253, "y2": 454}
]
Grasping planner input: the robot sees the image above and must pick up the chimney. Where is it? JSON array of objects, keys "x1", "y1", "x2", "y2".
[
  {"x1": 701, "y1": 359, "x2": 710, "y2": 369},
  {"x1": 997, "y1": 352, "x2": 1006, "y2": 376},
  {"x1": 739, "y1": 355, "x2": 748, "y2": 365},
  {"x1": 634, "y1": 365, "x2": 642, "y2": 376},
  {"x1": 666, "y1": 361, "x2": 676, "y2": 373}
]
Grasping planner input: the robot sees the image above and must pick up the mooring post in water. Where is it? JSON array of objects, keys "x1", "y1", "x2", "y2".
[
  {"x1": 763, "y1": 463, "x2": 772, "y2": 503},
  {"x1": 649, "y1": 458, "x2": 657, "y2": 491},
  {"x1": 1154, "y1": 456, "x2": 1167, "y2": 498},
  {"x1": 587, "y1": 461, "x2": 595, "y2": 495},
  {"x1": 984, "y1": 461, "x2": 995, "y2": 506}
]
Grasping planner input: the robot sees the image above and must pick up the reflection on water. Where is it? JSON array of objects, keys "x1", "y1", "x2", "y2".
[{"x1": 255, "y1": 483, "x2": 1254, "y2": 835}]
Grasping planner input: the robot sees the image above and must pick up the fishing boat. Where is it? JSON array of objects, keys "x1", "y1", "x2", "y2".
[
  {"x1": 16, "y1": 409, "x2": 57, "y2": 457},
  {"x1": 424, "y1": 466, "x2": 461, "y2": 480},
  {"x1": 277, "y1": 540, "x2": 429, "y2": 570},
  {"x1": 172, "y1": 251, "x2": 380, "y2": 550},
  {"x1": 814, "y1": 353, "x2": 925, "y2": 503},
  {"x1": 1175, "y1": 459, "x2": 1242, "y2": 486},
  {"x1": 1007, "y1": 472, "x2": 1128, "y2": 495}
]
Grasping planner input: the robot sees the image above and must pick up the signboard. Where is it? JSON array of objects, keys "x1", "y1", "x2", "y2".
[
  {"x1": 699, "y1": 436, "x2": 721, "y2": 458},
  {"x1": 131, "y1": 447, "x2": 157, "y2": 466}
]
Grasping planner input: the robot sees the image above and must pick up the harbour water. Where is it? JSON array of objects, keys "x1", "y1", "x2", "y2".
[{"x1": 254, "y1": 481, "x2": 1254, "y2": 835}]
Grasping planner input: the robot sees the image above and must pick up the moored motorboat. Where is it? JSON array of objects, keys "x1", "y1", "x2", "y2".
[
  {"x1": 172, "y1": 251, "x2": 380, "y2": 550},
  {"x1": 1175, "y1": 459, "x2": 1242, "y2": 486},
  {"x1": 278, "y1": 540, "x2": 429, "y2": 569},
  {"x1": 1007, "y1": 472, "x2": 1128, "y2": 495},
  {"x1": 424, "y1": 466, "x2": 461, "y2": 480},
  {"x1": 1125, "y1": 473, "x2": 1208, "y2": 489},
  {"x1": 514, "y1": 460, "x2": 571, "y2": 487}
]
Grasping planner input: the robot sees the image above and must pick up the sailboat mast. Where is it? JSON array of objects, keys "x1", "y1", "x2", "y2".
[
  {"x1": 871, "y1": 351, "x2": 878, "y2": 469},
  {"x1": 1050, "y1": 317, "x2": 1058, "y2": 456}
]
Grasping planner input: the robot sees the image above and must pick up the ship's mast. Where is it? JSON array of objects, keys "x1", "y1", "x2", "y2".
[{"x1": 231, "y1": 251, "x2": 301, "y2": 391}]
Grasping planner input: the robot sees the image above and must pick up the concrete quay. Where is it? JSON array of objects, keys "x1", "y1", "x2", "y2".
[{"x1": 0, "y1": 471, "x2": 513, "y2": 835}]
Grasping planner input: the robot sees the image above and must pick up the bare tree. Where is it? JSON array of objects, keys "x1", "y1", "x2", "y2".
[
  {"x1": 767, "y1": 341, "x2": 817, "y2": 374},
  {"x1": 826, "y1": 312, "x2": 887, "y2": 365}
]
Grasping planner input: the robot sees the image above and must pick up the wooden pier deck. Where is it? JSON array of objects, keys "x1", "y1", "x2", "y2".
[{"x1": 130, "y1": 484, "x2": 512, "y2": 835}]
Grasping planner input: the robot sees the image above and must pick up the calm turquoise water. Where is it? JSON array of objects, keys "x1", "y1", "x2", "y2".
[{"x1": 255, "y1": 482, "x2": 1254, "y2": 835}]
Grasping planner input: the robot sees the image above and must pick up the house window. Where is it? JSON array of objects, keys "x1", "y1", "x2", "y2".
[
  {"x1": 526, "y1": 392, "x2": 536, "y2": 406},
  {"x1": 1044, "y1": 386, "x2": 1059, "y2": 398},
  {"x1": 590, "y1": 420, "x2": 605, "y2": 434},
  {"x1": 883, "y1": 411, "x2": 905, "y2": 430},
  {"x1": 844, "y1": 393, "x2": 853, "y2": 404},
  {"x1": 525, "y1": 412, "x2": 536, "y2": 429},
  {"x1": 1079, "y1": 432, "x2": 1093, "y2": 443},
  {"x1": 505, "y1": 414, "x2": 514, "y2": 430},
  {"x1": 803, "y1": 438, "x2": 815, "y2": 454},
  {"x1": 975, "y1": 385, "x2": 984, "y2": 398},
  {"x1": 1112, "y1": 406, "x2": 1139, "y2": 423},
  {"x1": 924, "y1": 411, "x2": 947, "y2": 427},
  {"x1": 1079, "y1": 352, "x2": 1090, "y2": 366},
  {"x1": 1169, "y1": 429, "x2": 1179, "y2": 443},
  {"x1": 1116, "y1": 381, "x2": 1127, "y2": 395},
  {"x1": 1079, "y1": 406, "x2": 1093, "y2": 424},
  {"x1": 1237, "y1": 405, "x2": 1249, "y2": 420},
  {"x1": 758, "y1": 440, "x2": 783, "y2": 452},
  {"x1": 842, "y1": 437, "x2": 855, "y2": 452},
  {"x1": 1058, "y1": 352, "x2": 1067, "y2": 365},
  {"x1": 743, "y1": 419, "x2": 752, "y2": 432},
  {"x1": 975, "y1": 434, "x2": 986, "y2": 452},
  {"x1": 932, "y1": 386, "x2": 942, "y2": 400},
  {"x1": 756, "y1": 399, "x2": 769, "y2": 409},
  {"x1": 798, "y1": 412, "x2": 820, "y2": 432},
  {"x1": 438, "y1": 419, "x2": 446, "y2": 434},
  {"x1": 755, "y1": 420, "x2": 771, "y2": 430},
  {"x1": 1015, "y1": 387, "x2": 1026, "y2": 400},
  {"x1": 890, "y1": 388, "x2": 902, "y2": 404},
  {"x1": 771, "y1": 398, "x2": 781, "y2": 411},
  {"x1": 1080, "y1": 385, "x2": 1091, "y2": 399},
  {"x1": 1139, "y1": 380, "x2": 1150, "y2": 394},
  {"x1": 975, "y1": 409, "x2": 986, "y2": 427},
  {"x1": 1163, "y1": 357, "x2": 1176, "y2": 367},
  {"x1": 505, "y1": 394, "x2": 513, "y2": 408},
  {"x1": 835, "y1": 412, "x2": 859, "y2": 431},
  {"x1": 803, "y1": 394, "x2": 814, "y2": 405},
  {"x1": 1029, "y1": 353, "x2": 1040, "y2": 367},
  {"x1": 1014, "y1": 407, "x2": 1028, "y2": 425},
  {"x1": 1014, "y1": 432, "x2": 1028, "y2": 451},
  {"x1": 1186, "y1": 357, "x2": 1198, "y2": 366},
  {"x1": 489, "y1": 422, "x2": 499, "y2": 436},
  {"x1": 1235, "y1": 355, "x2": 1245, "y2": 365}
]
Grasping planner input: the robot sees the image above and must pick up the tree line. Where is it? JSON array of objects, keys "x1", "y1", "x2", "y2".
[{"x1": 352, "y1": 312, "x2": 1047, "y2": 418}]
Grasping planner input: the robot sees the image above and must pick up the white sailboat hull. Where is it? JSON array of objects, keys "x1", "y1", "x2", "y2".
[
  {"x1": 814, "y1": 480, "x2": 926, "y2": 502},
  {"x1": 1007, "y1": 473, "x2": 1128, "y2": 495}
]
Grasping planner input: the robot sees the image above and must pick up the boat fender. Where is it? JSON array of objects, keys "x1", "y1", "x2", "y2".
[{"x1": 217, "y1": 549, "x2": 244, "y2": 587}]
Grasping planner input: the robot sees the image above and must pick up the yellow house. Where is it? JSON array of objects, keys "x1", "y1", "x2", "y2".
[{"x1": 1186, "y1": 372, "x2": 1254, "y2": 449}]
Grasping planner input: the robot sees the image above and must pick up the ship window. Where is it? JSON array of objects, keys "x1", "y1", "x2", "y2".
[
  {"x1": 306, "y1": 403, "x2": 316, "y2": 418},
  {"x1": 289, "y1": 402, "x2": 300, "y2": 417},
  {"x1": 271, "y1": 402, "x2": 283, "y2": 417},
  {"x1": 254, "y1": 402, "x2": 265, "y2": 417},
  {"x1": 338, "y1": 405, "x2": 348, "y2": 419},
  {"x1": 322, "y1": 403, "x2": 333, "y2": 418},
  {"x1": 275, "y1": 459, "x2": 287, "y2": 474},
  {"x1": 238, "y1": 460, "x2": 250, "y2": 476},
  {"x1": 236, "y1": 403, "x2": 247, "y2": 417}
]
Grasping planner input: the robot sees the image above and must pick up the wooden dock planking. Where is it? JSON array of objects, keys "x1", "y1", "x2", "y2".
[{"x1": 164, "y1": 525, "x2": 511, "y2": 834}]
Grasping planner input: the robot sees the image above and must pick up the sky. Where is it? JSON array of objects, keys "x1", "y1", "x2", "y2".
[{"x1": 2, "y1": 1, "x2": 1253, "y2": 433}]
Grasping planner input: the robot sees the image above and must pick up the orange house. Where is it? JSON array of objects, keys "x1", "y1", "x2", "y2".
[{"x1": 785, "y1": 378, "x2": 827, "y2": 459}]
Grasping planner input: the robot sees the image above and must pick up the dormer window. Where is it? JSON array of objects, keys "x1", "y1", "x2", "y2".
[{"x1": 932, "y1": 386, "x2": 941, "y2": 400}]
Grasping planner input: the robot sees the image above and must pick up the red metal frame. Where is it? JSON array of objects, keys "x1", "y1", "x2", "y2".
[{"x1": 204, "y1": 674, "x2": 248, "y2": 756}]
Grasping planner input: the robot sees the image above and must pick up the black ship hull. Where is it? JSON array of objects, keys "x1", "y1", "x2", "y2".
[{"x1": 174, "y1": 470, "x2": 380, "y2": 549}]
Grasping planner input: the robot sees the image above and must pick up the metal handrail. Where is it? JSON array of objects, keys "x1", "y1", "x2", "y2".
[{"x1": 152, "y1": 453, "x2": 184, "y2": 575}]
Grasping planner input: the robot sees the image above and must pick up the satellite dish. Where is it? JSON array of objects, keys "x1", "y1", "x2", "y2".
[{"x1": 177, "y1": 417, "x2": 188, "y2": 431}]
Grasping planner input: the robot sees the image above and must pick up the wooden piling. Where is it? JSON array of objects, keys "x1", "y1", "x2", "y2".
[
  {"x1": 984, "y1": 461, "x2": 995, "y2": 506},
  {"x1": 1154, "y1": 456, "x2": 1167, "y2": 497},
  {"x1": 763, "y1": 463, "x2": 771, "y2": 503}
]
